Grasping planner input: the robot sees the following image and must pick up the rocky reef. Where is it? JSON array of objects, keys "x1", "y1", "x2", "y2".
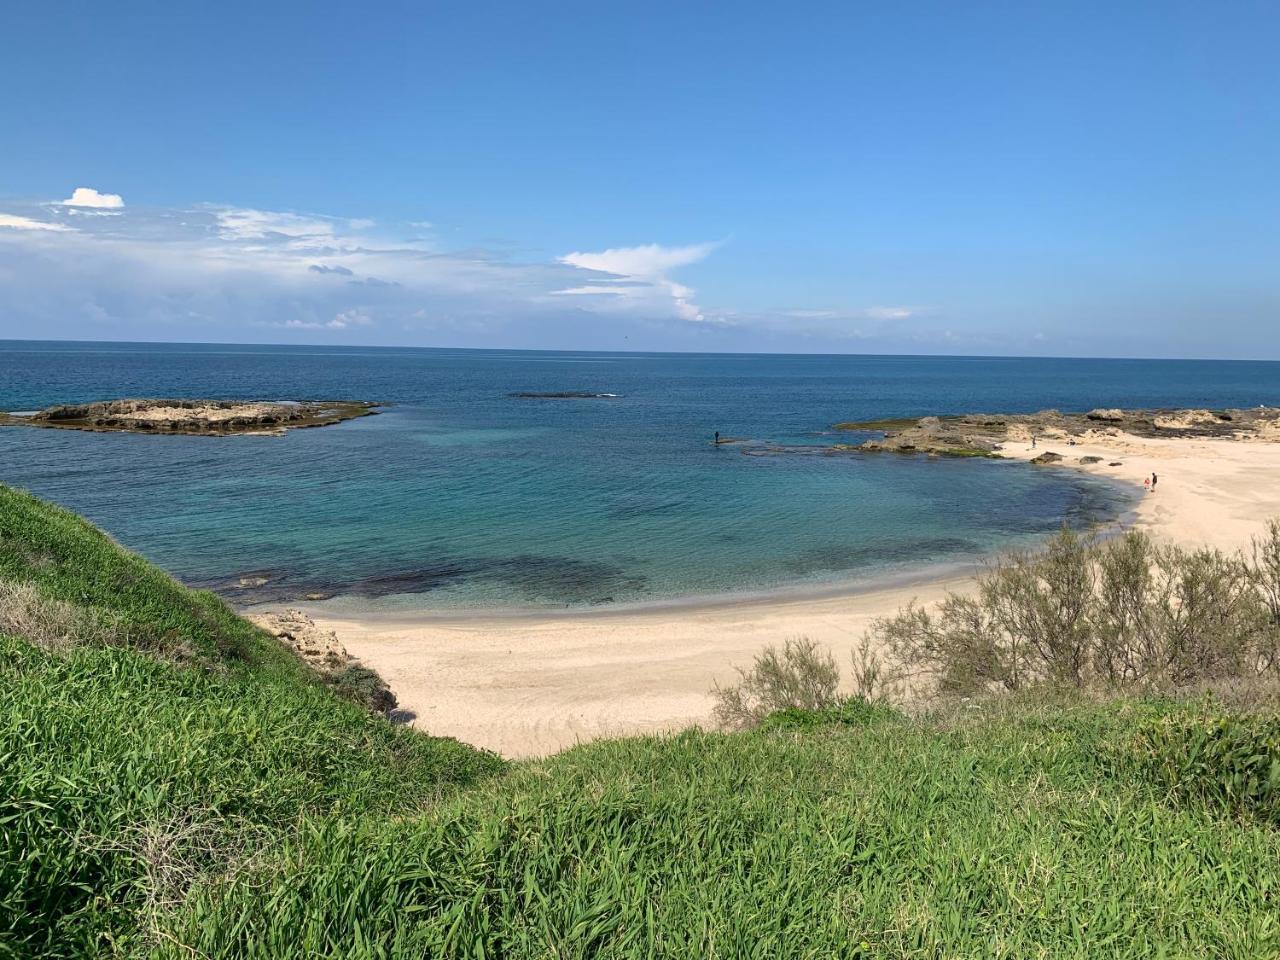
[
  {"x1": 833, "y1": 406, "x2": 1280, "y2": 458},
  {"x1": 509, "y1": 391, "x2": 620, "y2": 399},
  {"x1": 0, "y1": 398, "x2": 379, "y2": 436}
]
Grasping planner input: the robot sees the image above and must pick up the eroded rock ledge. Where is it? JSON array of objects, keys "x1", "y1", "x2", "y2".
[
  {"x1": 0, "y1": 398, "x2": 379, "y2": 436},
  {"x1": 832, "y1": 406, "x2": 1280, "y2": 458},
  {"x1": 250, "y1": 608, "x2": 397, "y2": 714}
]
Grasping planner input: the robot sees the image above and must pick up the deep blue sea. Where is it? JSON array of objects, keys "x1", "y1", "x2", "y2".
[{"x1": 2, "y1": 341, "x2": 1277, "y2": 610}]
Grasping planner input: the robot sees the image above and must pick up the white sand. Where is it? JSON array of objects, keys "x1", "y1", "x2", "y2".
[{"x1": 310, "y1": 430, "x2": 1280, "y2": 757}]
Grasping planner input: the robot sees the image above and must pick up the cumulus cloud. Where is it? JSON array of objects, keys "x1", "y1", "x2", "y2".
[
  {"x1": 556, "y1": 241, "x2": 721, "y2": 322},
  {"x1": 60, "y1": 187, "x2": 124, "y2": 209}
]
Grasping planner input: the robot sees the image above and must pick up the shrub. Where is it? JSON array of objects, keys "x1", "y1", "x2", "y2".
[
  {"x1": 330, "y1": 664, "x2": 398, "y2": 715},
  {"x1": 874, "y1": 523, "x2": 1280, "y2": 699},
  {"x1": 713, "y1": 637, "x2": 840, "y2": 729}
]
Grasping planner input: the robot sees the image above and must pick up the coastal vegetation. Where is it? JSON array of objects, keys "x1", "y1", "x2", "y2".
[
  {"x1": 3, "y1": 485, "x2": 1280, "y2": 956},
  {"x1": 873, "y1": 523, "x2": 1280, "y2": 697}
]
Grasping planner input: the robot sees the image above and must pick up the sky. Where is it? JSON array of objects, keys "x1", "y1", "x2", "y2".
[{"x1": 1, "y1": 0, "x2": 1277, "y2": 358}]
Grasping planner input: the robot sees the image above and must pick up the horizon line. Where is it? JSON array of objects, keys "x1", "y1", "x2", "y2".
[{"x1": 1, "y1": 336, "x2": 1277, "y2": 366}]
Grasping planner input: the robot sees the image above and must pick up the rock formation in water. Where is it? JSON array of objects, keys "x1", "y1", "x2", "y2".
[
  {"x1": 0, "y1": 398, "x2": 379, "y2": 436},
  {"x1": 832, "y1": 406, "x2": 1280, "y2": 458}
]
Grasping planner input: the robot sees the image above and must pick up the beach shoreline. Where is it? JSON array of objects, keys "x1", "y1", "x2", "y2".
[{"x1": 297, "y1": 426, "x2": 1280, "y2": 758}]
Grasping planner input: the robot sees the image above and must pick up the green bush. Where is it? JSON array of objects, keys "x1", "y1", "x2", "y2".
[
  {"x1": 875, "y1": 524, "x2": 1280, "y2": 697},
  {"x1": 712, "y1": 637, "x2": 841, "y2": 729},
  {"x1": 330, "y1": 663, "x2": 398, "y2": 715}
]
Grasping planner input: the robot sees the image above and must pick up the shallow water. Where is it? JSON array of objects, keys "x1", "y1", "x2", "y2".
[{"x1": 3, "y1": 341, "x2": 1275, "y2": 609}]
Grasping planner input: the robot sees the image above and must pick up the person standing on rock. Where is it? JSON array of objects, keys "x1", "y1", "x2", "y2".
[{"x1": 714, "y1": 431, "x2": 721, "y2": 445}]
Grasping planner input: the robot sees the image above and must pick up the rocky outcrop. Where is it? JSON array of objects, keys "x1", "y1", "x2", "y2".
[
  {"x1": 1031, "y1": 451, "x2": 1065, "y2": 464},
  {"x1": 250, "y1": 609, "x2": 396, "y2": 714},
  {"x1": 831, "y1": 406, "x2": 1280, "y2": 459},
  {"x1": 0, "y1": 398, "x2": 379, "y2": 436},
  {"x1": 1152, "y1": 409, "x2": 1228, "y2": 430},
  {"x1": 251, "y1": 609, "x2": 351, "y2": 671}
]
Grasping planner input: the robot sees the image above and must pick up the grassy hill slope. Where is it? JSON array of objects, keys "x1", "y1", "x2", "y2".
[{"x1": 2, "y1": 486, "x2": 1278, "y2": 958}]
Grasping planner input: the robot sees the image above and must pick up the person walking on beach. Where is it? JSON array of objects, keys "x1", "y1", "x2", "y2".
[
  {"x1": 1151, "y1": 471, "x2": 1158, "y2": 492},
  {"x1": 1031, "y1": 435, "x2": 1036, "y2": 449}
]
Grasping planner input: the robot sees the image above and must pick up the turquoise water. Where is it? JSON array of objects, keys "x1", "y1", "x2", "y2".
[{"x1": 3, "y1": 341, "x2": 1276, "y2": 609}]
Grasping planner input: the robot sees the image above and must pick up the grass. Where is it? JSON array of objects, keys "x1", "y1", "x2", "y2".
[
  {"x1": 0, "y1": 486, "x2": 503, "y2": 957},
  {"x1": 3, "y1": 485, "x2": 1279, "y2": 957},
  {"x1": 166, "y1": 699, "x2": 1280, "y2": 959}
]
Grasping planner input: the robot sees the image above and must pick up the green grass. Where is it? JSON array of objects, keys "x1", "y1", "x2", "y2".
[
  {"x1": 3, "y1": 485, "x2": 1279, "y2": 957},
  {"x1": 162, "y1": 699, "x2": 1280, "y2": 959},
  {"x1": 0, "y1": 485, "x2": 302, "y2": 673},
  {"x1": 0, "y1": 486, "x2": 503, "y2": 957}
]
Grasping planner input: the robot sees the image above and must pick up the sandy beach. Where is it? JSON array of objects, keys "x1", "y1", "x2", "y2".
[{"x1": 309, "y1": 428, "x2": 1280, "y2": 757}]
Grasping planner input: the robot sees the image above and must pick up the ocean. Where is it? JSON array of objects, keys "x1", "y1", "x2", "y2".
[{"x1": 2, "y1": 341, "x2": 1276, "y2": 610}]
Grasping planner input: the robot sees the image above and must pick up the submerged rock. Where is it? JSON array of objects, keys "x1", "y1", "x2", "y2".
[{"x1": 509, "y1": 391, "x2": 619, "y2": 399}]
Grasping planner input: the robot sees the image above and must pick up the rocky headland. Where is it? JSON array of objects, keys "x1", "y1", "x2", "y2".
[
  {"x1": 832, "y1": 406, "x2": 1280, "y2": 459},
  {"x1": 0, "y1": 398, "x2": 379, "y2": 436}
]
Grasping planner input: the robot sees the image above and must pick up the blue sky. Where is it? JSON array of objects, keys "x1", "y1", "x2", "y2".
[{"x1": 1, "y1": 1, "x2": 1277, "y2": 357}]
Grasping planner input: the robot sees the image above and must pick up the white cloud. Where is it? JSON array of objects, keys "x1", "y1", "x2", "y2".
[
  {"x1": 559, "y1": 241, "x2": 718, "y2": 278},
  {"x1": 863, "y1": 306, "x2": 915, "y2": 321},
  {"x1": 0, "y1": 196, "x2": 935, "y2": 349},
  {"x1": 215, "y1": 208, "x2": 339, "y2": 241},
  {"x1": 556, "y1": 241, "x2": 720, "y2": 322},
  {"x1": 60, "y1": 187, "x2": 124, "y2": 209},
  {"x1": 0, "y1": 213, "x2": 74, "y2": 232}
]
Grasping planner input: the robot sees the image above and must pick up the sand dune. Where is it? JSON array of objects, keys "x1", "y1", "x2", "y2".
[{"x1": 312, "y1": 430, "x2": 1280, "y2": 757}]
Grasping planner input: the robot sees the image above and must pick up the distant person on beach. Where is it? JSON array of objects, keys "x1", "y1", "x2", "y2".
[
  {"x1": 1144, "y1": 477, "x2": 1150, "y2": 492},
  {"x1": 1151, "y1": 472, "x2": 1158, "y2": 491},
  {"x1": 1031, "y1": 436, "x2": 1036, "y2": 449}
]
